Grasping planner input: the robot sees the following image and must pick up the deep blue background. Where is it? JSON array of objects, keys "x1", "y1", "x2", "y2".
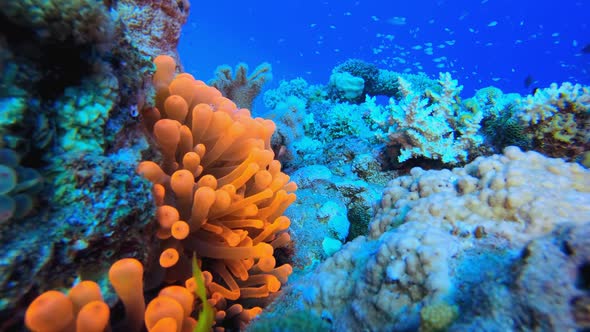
[{"x1": 179, "y1": 0, "x2": 589, "y2": 103}]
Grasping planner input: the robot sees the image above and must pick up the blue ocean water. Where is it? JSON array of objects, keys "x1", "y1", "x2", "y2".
[{"x1": 179, "y1": 0, "x2": 589, "y2": 101}]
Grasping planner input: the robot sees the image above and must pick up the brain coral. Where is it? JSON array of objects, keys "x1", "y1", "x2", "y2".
[{"x1": 138, "y1": 55, "x2": 296, "y2": 329}]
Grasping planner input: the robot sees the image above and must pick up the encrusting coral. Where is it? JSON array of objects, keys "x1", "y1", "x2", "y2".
[{"x1": 23, "y1": 55, "x2": 296, "y2": 331}]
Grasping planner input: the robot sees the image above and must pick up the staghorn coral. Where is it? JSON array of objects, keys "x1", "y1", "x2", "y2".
[
  {"x1": 209, "y1": 62, "x2": 273, "y2": 111},
  {"x1": 138, "y1": 55, "x2": 296, "y2": 330}
]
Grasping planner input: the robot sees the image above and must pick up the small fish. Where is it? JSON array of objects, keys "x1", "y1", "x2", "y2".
[
  {"x1": 387, "y1": 16, "x2": 407, "y2": 25},
  {"x1": 488, "y1": 21, "x2": 498, "y2": 27},
  {"x1": 582, "y1": 44, "x2": 590, "y2": 54}
]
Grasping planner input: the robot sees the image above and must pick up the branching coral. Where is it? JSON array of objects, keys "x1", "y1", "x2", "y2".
[
  {"x1": 139, "y1": 55, "x2": 296, "y2": 329},
  {"x1": 515, "y1": 82, "x2": 590, "y2": 159},
  {"x1": 375, "y1": 72, "x2": 483, "y2": 164},
  {"x1": 209, "y1": 62, "x2": 272, "y2": 110}
]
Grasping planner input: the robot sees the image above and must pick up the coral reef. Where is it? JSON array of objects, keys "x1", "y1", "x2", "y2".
[
  {"x1": 0, "y1": 1, "x2": 188, "y2": 330},
  {"x1": 258, "y1": 147, "x2": 590, "y2": 331},
  {"x1": 4, "y1": 0, "x2": 589, "y2": 330}
]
